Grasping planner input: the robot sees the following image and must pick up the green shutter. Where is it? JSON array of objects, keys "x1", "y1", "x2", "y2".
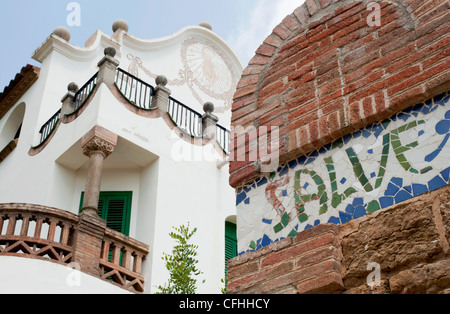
[
  {"x1": 79, "y1": 191, "x2": 132, "y2": 236},
  {"x1": 225, "y1": 221, "x2": 237, "y2": 277}
]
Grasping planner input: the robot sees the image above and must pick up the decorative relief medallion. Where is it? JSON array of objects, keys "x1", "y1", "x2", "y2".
[{"x1": 126, "y1": 36, "x2": 237, "y2": 114}]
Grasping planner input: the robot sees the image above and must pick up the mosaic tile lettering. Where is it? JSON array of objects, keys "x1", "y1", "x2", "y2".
[{"x1": 236, "y1": 92, "x2": 450, "y2": 255}]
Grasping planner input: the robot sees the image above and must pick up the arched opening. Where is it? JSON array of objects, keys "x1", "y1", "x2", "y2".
[{"x1": 0, "y1": 102, "x2": 25, "y2": 150}]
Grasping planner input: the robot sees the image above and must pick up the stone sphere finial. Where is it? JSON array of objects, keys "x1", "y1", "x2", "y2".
[
  {"x1": 53, "y1": 26, "x2": 71, "y2": 42},
  {"x1": 199, "y1": 21, "x2": 213, "y2": 31},
  {"x1": 67, "y1": 82, "x2": 79, "y2": 93},
  {"x1": 155, "y1": 75, "x2": 168, "y2": 87},
  {"x1": 104, "y1": 47, "x2": 117, "y2": 58},
  {"x1": 112, "y1": 19, "x2": 129, "y2": 32},
  {"x1": 203, "y1": 102, "x2": 215, "y2": 113}
]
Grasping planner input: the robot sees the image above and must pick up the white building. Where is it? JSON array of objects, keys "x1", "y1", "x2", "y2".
[{"x1": 0, "y1": 20, "x2": 243, "y2": 294}]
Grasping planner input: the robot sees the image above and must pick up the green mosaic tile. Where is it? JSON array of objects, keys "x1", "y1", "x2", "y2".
[
  {"x1": 367, "y1": 200, "x2": 381, "y2": 214},
  {"x1": 298, "y1": 213, "x2": 308, "y2": 223}
]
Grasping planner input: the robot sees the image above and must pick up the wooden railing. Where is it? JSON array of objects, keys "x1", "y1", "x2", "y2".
[{"x1": 0, "y1": 204, "x2": 149, "y2": 294}]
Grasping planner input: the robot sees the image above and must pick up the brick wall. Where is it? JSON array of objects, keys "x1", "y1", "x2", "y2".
[
  {"x1": 227, "y1": 185, "x2": 450, "y2": 294},
  {"x1": 230, "y1": 0, "x2": 450, "y2": 188}
]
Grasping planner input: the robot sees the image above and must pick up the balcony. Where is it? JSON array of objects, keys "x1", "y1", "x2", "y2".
[
  {"x1": 0, "y1": 203, "x2": 149, "y2": 293},
  {"x1": 33, "y1": 60, "x2": 231, "y2": 155}
]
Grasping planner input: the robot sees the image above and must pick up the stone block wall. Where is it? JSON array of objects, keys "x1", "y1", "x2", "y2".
[{"x1": 228, "y1": 185, "x2": 450, "y2": 294}]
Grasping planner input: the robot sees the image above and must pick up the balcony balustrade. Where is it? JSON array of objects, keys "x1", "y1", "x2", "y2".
[
  {"x1": 0, "y1": 203, "x2": 149, "y2": 293},
  {"x1": 35, "y1": 64, "x2": 231, "y2": 154}
]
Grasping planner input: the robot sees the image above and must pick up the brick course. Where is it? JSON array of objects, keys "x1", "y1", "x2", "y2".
[{"x1": 229, "y1": 0, "x2": 450, "y2": 188}]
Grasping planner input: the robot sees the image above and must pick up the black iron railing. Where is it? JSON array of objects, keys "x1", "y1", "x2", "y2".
[
  {"x1": 115, "y1": 68, "x2": 154, "y2": 110},
  {"x1": 216, "y1": 124, "x2": 231, "y2": 154},
  {"x1": 38, "y1": 109, "x2": 61, "y2": 145},
  {"x1": 168, "y1": 97, "x2": 203, "y2": 137},
  {"x1": 34, "y1": 67, "x2": 231, "y2": 153},
  {"x1": 73, "y1": 72, "x2": 98, "y2": 112}
]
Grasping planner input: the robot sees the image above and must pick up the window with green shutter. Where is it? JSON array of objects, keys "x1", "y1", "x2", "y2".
[
  {"x1": 79, "y1": 191, "x2": 132, "y2": 236},
  {"x1": 225, "y1": 221, "x2": 237, "y2": 277}
]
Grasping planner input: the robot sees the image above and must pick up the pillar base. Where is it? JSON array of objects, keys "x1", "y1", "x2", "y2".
[{"x1": 81, "y1": 206, "x2": 99, "y2": 217}]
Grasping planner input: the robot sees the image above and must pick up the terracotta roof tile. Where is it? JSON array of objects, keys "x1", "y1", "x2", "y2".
[{"x1": 0, "y1": 64, "x2": 40, "y2": 119}]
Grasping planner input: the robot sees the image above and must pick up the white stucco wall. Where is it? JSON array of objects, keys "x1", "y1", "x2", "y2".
[
  {"x1": 0, "y1": 24, "x2": 242, "y2": 294},
  {"x1": 0, "y1": 256, "x2": 131, "y2": 294}
]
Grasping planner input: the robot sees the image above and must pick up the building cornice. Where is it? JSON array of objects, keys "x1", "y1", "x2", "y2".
[{"x1": 31, "y1": 32, "x2": 121, "y2": 64}]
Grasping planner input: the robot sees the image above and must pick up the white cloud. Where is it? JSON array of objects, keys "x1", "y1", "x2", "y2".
[{"x1": 228, "y1": 0, "x2": 306, "y2": 66}]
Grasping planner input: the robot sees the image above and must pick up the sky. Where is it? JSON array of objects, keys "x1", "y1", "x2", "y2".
[{"x1": 0, "y1": 0, "x2": 305, "y2": 89}]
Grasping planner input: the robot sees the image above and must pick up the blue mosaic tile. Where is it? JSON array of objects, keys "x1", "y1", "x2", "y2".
[
  {"x1": 236, "y1": 91, "x2": 450, "y2": 255},
  {"x1": 262, "y1": 218, "x2": 272, "y2": 225},
  {"x1": 236, "y1": 192, "x2": 247, "y2": 206},
  {"x1": 288, "y1": 160, "x2": 298, "y2": 169},
  {"x1": 436, "y1": 118, "x2": 450, "y2": 135},
  {"x1": 395, "y1": 190, "x2": 412, "y2": 204},
  {"x1": 379, "y1": 197, "x2": 394, "y2": 209},
  {"x1": 353, "y1": 206, "x2": 367, "y2": 219},
  {"x1": 434, "y1": 92, "x2": 445, "y2": 104},
  {"x1": 339, "y1": 211, "x2": 352, "y2": 224},
  {"x1": 328, "y1": 216, "x2": 340, "y2": 225},
  {"x1": 279, "y1": 165, "x2": 289, "y2": 176},
  {"x1": 397, "y1": 113, "x2": 410, "y2": 122},
  {"x1": 428, "y1": 175, "x2": 447, "y2": 192},
  {"x1": 404, "y1": 185, "x2": 412, "y2": 194},
  {"x1": 412, "y1": 184, "x2": 428, "y2": 197},
  {"x1": 243, "y1": 186, "x2": 252, "y2": 193},
  {"x1": 441, "y1": 167, "x2": 450, "y2": 182},
  {"x1": 362, "y1": 130, "x2": 371, "y2": 138},
  {"x1": 385, "y1": 183, "x2": 400, "y2": 196},
  {"x1": 297, "y1": 156, "x2": 307, "y2": 165},
  {"x1": 391, "y1": 177, "x2": 403, "y2": 187},
  {"x1": 345, "y1": 204, "x2": 355, "y2": 214},
  {"x1": 261, "y1": 235, "x2": 272, "y2": 247},
  {"x1": 257, "y1": 177, "x2": 268, "y2": 187}
]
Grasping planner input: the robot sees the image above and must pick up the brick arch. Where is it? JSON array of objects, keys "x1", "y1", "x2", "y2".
[{"x1": 230, "y1": 0, "x2": 450, "y2": 188}]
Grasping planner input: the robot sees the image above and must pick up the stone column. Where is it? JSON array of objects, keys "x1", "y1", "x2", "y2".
[
  {"x1": 80, "y1": 126, "x2": 118, "y2": 216},
  {"x1": 202, "y1": 102, "x2": 219, "y2": 139},
  {"x1": 151, "y1": 75, "x2": 171, "y2": 112}
]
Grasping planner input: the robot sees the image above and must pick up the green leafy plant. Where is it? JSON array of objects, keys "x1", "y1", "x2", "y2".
[
  {"x1": 221, "y1": 277, "x2": 228, "y2": 294},
  {"x1": 156, "y1": 223, "x2": 203, "y2": 294}
]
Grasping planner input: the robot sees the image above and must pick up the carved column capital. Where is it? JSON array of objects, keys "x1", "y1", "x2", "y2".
[
  {"x1": 81, "y1": 126, "x2": 118, "y2": 159},
  {"x1": 82, "y1": 136, "x2": 115, "y2": 158}
]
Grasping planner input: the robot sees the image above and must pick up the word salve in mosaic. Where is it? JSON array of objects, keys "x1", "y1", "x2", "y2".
[{"x1": 236, "y1": 92, "x2": 450, "y2": 254}]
